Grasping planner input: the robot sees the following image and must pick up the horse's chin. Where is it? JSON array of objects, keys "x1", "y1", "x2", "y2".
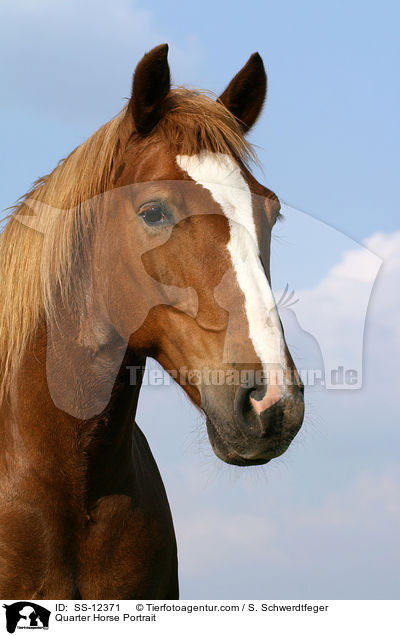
[{"x1": 205, "y1": 415, "x2": 288, "y2": 467}]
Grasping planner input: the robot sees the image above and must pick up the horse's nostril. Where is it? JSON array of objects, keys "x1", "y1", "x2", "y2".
[
  {"x1": 234, "y1": 383, "x2": 268, "y2": 431},
  {"x1": 249, "y1": 385, "x2": 266, "y2": 403},
  {"x1": 234, "y1": 383, "x2": 255, "y2": 418},
  {"x1": 234, "y1": 381, "x2": 304, "y2": 439},
  {"x1": 234, "y1": 382, "x2": 285, "y2": 435}
]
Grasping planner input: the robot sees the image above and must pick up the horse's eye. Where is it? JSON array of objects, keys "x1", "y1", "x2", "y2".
[{"x1": 139, "y1": 204, "x2": 168, "y2": 226}]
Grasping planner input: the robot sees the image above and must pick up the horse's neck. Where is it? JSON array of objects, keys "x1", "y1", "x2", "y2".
[{"x1": 3, "y1": 322, "x2": 146, "y2": 507}]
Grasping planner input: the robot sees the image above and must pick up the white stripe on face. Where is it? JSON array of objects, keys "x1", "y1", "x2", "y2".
[{"x1": 176, "y1": 152, "x2": 288, "y2": 406}]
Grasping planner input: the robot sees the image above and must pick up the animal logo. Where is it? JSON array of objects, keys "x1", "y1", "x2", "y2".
[{"x1": 3, "y1": 602, "x2": 50, "y2": 633}]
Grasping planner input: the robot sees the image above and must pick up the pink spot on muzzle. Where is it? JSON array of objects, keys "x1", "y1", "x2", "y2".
[{"x1": 250, "y1": 383, "x2": 285, "y2": 415}]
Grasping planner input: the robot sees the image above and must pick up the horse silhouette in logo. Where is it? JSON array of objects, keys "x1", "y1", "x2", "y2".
[{"x1": 3, "y1": 602, "x2": 50, "y2": 633}]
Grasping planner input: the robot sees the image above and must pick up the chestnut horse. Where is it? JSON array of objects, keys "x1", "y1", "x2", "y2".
[{"x1": 0, "y1": 45, "x2": 304, "y2": 599}]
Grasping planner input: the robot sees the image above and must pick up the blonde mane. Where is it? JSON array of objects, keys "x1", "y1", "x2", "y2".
[{"x1": 0, "y1": 88, "x2": 255, "y2": 399}]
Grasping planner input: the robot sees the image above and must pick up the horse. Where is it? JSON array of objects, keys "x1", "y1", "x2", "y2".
[{"x1": 0, "y1": 44, "x2": 304, "y2": 599}]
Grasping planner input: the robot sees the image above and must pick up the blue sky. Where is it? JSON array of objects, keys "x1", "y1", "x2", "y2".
[{"x1": 1, "y1": 0, "x2": 399, "y2": 599}]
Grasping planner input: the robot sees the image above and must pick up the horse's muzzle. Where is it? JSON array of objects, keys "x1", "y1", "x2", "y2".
[{"x1": 203, "y1": 381, "x2": 304, "y2": 466}]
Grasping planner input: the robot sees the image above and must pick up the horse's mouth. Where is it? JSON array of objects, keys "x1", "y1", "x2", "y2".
[
  {"x1": 205, "y1": 414, "x2": 295, "y2": 466},
  {"x1": 202, "y1": 379, "x2": 304, "y2": 466}
]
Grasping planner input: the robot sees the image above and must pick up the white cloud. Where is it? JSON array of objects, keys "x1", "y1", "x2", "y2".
[
  {"x1": 364, "y1": 231, "x2": 400, "y2": 348},
  {"x1": 280, "y1": 229, "x2": 400, "y2": 390}
]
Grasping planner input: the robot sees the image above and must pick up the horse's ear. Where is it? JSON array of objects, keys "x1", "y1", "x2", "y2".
[
  {"x1": 128, "y1": 44, "x2": 171, "y2": 134},
  {"x1": 218, "y1": 53, "x2": 267, "y2": 132}
]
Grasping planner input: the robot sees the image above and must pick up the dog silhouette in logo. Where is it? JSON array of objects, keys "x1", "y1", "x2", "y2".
[
  {"x1": 3, "y1": 602, "x2": 50, "y2": 633},
  {"x1": 277, "y1": 286, "x2": 325, "y2": 391}
]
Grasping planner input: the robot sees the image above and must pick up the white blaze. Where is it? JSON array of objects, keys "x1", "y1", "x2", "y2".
[{"x1": 176, "y1": 152, "x2": 287, "y2": 392}]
